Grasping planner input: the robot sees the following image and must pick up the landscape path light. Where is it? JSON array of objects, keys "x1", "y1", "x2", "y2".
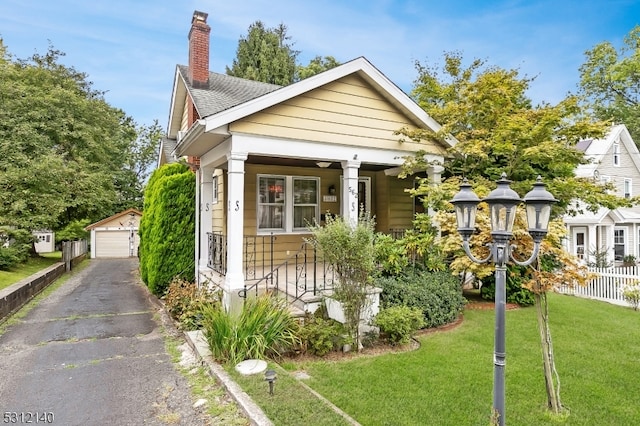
[{"x1": 450, "y1": 173, "x2": 556, "y2": 426}]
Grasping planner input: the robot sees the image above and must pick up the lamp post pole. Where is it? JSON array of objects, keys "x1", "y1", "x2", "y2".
[{"x1": 451, "y1": 174, "x2": 556, "y2": 426}]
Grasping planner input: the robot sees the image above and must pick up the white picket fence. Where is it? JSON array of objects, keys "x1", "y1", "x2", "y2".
[{"x1": 557, "y1": 266, "x2": 638, "y2": 307}]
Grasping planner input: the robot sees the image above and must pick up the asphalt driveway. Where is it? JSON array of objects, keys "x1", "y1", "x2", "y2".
[{"x1": 0, "y1": 258, "x2": 212, "y2": 425}]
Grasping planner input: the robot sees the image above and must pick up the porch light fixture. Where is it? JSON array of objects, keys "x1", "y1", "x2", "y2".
[
  {"x1": 450, "y1": 173, "x2": 556, "y2": 426},
  {"x1": 264, "y1": 369, "x2": 277, "y2": 395},
  {"x1": 316, "y1": 161, "x2": 332, "y2": 168}
]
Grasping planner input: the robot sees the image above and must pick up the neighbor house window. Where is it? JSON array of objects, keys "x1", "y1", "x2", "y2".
[
  {"x1": 257, "y1": 175, "x2": 319, "y2": 232},
  {"x1": 575, "y1": 231, "x2": 585, "y2": 260},
  {"x1": 212, "y1": 175, "x2": 219, "y2": 204},
  {"x1": 624, "y1": 178, "x2": 632, "y2": 199},
  {"x1": 613, "y1": 142, "x2": 620, "y2": 166},
  {"x1": 614, "y1": 228, "x2": 626, "y2": 261}
]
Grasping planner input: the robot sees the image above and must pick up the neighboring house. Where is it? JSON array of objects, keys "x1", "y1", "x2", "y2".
[
  {"x1": 165, "y1": 11, "x2": 454, "y2": 310},
  {"x1": 33, "y1": 231, "x2": 55, "y2": 253},
  {"x1": 565, "y1": 124, "x2": 640, "y2": 265},
  {"x1": 85, "y1": 208, "x2": 142, "y2": 259}
]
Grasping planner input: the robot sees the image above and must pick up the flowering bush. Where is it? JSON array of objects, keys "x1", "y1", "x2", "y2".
[{"x1": 621, "y1": 281, "x2": 640, "y2": 311}]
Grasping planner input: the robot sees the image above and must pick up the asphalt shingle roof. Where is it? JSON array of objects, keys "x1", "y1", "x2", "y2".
[{"x1": 177, "y1": 65, "x2": 282, "y2": 118}]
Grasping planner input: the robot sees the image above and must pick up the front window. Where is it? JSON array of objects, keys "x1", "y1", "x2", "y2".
[
  {"x1": 614, "y1": 228, "x2": 626, "y2": 261},
  {"x1": 258, "y1": 176, "x2": 285, "y2": 230},
  {"x1": 257, "y1": 175, "x2": 319, "y2": 232},
  {"x1": 293, "y1": 178, "x2": 318, "y2": 229}
]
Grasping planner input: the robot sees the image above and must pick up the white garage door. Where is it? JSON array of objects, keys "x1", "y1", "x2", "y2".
[{"x1": 95, "y1": 230, "x2": 132, "y2": 258}]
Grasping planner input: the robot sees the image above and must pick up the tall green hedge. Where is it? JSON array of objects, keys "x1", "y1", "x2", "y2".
[{"x1": 139, "y1": 163, "x2": 195, "y2": 295}]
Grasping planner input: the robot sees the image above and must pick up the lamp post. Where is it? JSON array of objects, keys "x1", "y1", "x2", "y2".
[{"x1": 451, "y1": 173, "x2": 556, "y2": 426}]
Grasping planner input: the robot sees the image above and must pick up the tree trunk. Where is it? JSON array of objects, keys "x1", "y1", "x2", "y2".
[{"x1": 534, "y1": 291, "x2": 563, "y2": 413}]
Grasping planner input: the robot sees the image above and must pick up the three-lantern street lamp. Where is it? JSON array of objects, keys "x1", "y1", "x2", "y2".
[{"x1": 451, "y1": 173, "x2": 556, "y2": 426}]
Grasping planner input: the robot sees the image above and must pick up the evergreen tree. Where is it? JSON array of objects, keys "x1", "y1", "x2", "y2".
[{"x1": 226, "y1": 21, "x2": 299, "y2": 85}]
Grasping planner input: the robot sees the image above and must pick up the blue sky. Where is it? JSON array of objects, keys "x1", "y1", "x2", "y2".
[{"x1": 1, "y1": 0, "x2": 638, "y2": 129}]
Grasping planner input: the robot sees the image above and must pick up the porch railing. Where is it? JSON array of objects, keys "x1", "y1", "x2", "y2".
[
  {"x1": 207, "y1": 232, "x2": 226, "y2": 275},
  {"x1": 240, "y1": 240, "x2": 336, "y2": 303}
]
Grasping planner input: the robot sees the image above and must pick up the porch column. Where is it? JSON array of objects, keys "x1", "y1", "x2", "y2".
[
  {"x1": 426, "y1": 164, "x2": 445, "y2": 217},
  {"x1": 341, "y1": 159, "x2": 361, "y2": 228},
  {"x1": 224, "y1": 152, "x2": 248, "y2": 315},
  {"x1": 199, "y1": 166, "x2": 214, "y2": 272}
]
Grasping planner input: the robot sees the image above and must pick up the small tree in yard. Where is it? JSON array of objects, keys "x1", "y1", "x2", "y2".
[{"x1": 308, "y1": 213, "x2": 376, "y2": 351}]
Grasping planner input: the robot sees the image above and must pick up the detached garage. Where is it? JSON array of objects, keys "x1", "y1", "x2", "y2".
[{"x1": 85, "y1": 208, "x2": 142, "y2": 258}]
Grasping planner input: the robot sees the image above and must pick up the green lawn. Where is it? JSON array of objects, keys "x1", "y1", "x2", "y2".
[
  {"x1": 234, "y1": 294, "x2": 640, "y2": 425},
  {"x1": 0, "y1": 252, "x2": 62, "y2": 291}
]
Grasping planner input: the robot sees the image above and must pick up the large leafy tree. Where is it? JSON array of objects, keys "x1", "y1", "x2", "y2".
[
  {"x1": 0, "y1": 41, "x2": 154, "y2": 233},
  {"x1": 295, "y1": 55, "x2": 341, "y2": 81},
  {"x1": 579, "y1": 25, "x2": 640, "y2": 142},
  {"x1": 226, "y1": 21, "x2": 299, "y2": 85},
  {"x1": 403, "y1": 52, "x2": 631, "y2": 417}
]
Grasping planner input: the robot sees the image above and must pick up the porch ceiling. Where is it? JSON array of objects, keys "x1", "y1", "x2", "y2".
[{"x1": 245, "y1": 155, "x2": 391, "y2": 172}]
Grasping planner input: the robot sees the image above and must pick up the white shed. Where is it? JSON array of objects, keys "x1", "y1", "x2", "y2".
[{"x1": 85, "y1": 209, "x2": 142, "y2": 258}]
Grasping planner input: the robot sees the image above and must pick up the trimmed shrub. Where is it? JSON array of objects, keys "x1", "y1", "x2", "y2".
[
  {"x1": 201, "y1": 295, "x2": 300, "y2": 365},
  {"x1": 376, "y1": 270, "x2": 465, "y2": 329},
  {"x1": 163, "y1": 278, "x2": 220, "y2": 330},
  {"x1": 138, "y1": 163, "x2": 195, "y2": 296},
  {"x1": 480, "y1": 265, "x2": 535, "y2": 307},
  {"x1": 297, "y1": 315, "x2": 349, "y2": 356},
  {"x1": 374, "y1": 305, "x2": 425, "y2": 345}
]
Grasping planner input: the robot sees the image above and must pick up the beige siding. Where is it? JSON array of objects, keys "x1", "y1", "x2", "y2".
[
  {"x1": 229, "y1": 74, "x2": 445, "y2": 155},
  {"x1": 211, "y1": 169, "x2": 226, "y2": 234},
  {"x1": 374, "y1": 172, "x2": 415, "y2": 232},
  {"x1": 180, "y1": 96, "x2": 189, "y2": 132}
]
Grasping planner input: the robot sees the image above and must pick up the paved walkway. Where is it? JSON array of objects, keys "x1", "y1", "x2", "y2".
[{"x1": 0, "y1": 259, "x2": 212, "y2": 425}]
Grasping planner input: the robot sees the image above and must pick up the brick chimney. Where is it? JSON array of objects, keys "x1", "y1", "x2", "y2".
[{"x1": 188, "y1": 10, "x2": 210, "y2": 89}]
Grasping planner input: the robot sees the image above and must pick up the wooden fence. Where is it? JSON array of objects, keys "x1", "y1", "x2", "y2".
[{"x1": 557, "y1": 266, "x2": 638, "y2": 307}]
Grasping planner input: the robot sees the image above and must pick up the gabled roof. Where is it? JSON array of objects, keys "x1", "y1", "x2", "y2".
[
  {"x1": 85, "y1": 208, "x2": 143, "y2": 231},
  {"x1": 178, "y1": 65, "x2": 281, "y2": 118},
  {"x1": 575, "y1": 124, "x2": 640, "y2": 178},
  {"x1": 171, "y1": 57, "x2": 455, "y2": 156}
]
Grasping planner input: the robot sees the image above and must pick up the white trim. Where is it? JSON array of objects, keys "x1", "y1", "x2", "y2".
[
  {"x1": 256, "y1": 174, "x2": 320, "y2": 234},
  {"x1": 200, "y1": 57, "x2": 452, "y2": 146}
]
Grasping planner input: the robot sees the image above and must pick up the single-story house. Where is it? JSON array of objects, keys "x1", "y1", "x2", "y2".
[{"x1": 162, "y1": 11, "x2": 454, "y2": 311}]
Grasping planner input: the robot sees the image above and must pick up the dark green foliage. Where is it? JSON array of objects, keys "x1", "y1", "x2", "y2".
[
  {"x1": 376, "y1": 270, "x2": 465, "y2": 329},
  {"x1": 298, "y1": 315, "x2": 349, "y2": 356},
  {"x1": 55, "y1": 219, "x2": 90, "y2": 243},
  {"x1": 374, "y1": 305, "x2": 425, "y2": 345},
  {"x1": 480, "y1": 265, "x2": 535, "y2": 306},
  {"x1": 0, "y1": 227, "x2": 35, "y2": 270},
  {"x1": 163, "y1": 277, "x2": 220, "y2": 330},
  {"x1": 138, "y1": 163, "x2": 195, "y2": 295},
  {"x1": 226, "y1": 21, "x2": 298, "y2": 85}
]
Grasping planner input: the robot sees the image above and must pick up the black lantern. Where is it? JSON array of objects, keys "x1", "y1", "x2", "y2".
[
  {"x1": 450, "y1": 178, "x2": 481, "y2": 241},
  {"x1": 483, "y1": 174, "x2": 522, "y2": 241},
  {"x1": 523, "y1": 176, "x2": 557, "y2": 242},
  {"x1": 264, "y1": 369, "x2": 277, "y2": 395}
]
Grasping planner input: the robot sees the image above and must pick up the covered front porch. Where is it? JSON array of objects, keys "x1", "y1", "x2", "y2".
[{"x1": 195, "y1": 140, "x2": 443, "y2": 312}]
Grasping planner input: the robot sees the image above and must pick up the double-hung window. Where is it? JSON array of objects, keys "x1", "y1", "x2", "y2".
[
  {"x1": 624, "y1": 178, "x2": 632, "y2": 199},
  {"x1": 257, "y1": 175, "x2": 319, "y2": 233},
  {"x1": 613, "y1": 142, "x2": 620, "y2": 166},
  {"x1": 614, "y1": 228, "x2": 626, "y2": 261}
]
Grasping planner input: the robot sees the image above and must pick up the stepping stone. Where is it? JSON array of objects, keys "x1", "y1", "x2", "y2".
[{"x1": 235, "y1": 359, "x2": 267, "y2": 375}]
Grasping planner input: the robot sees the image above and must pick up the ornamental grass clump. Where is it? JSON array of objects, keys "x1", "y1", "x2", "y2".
[{"x1": 201, "y1": 295, "x2": 300, "y2": 365}]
